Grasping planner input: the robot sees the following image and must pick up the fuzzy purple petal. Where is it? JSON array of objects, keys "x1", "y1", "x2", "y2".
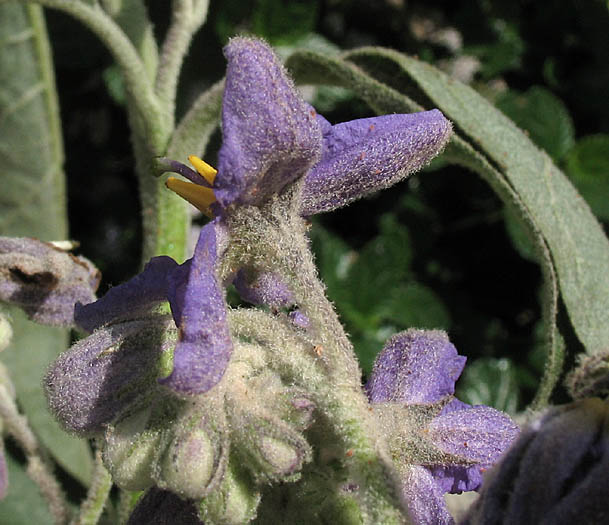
[
  {"x1": 214, "y1": 37, "x2": 322, "y2": 207},
  {"x1": 300, "y1": 110, "x2": 452, "y2": 215},
  {"x1": 160, "y1": 219, "x2": 232, "y2": 395},
  {"x1": 0, "y1": 237, "x2": 99, "y2": 327},
  {"x1": 430, "y1": 404, "x2": 519, "y2": 466},
  {"x1": 401, "y1": 465, "x2": 455, "y2": 525},
  {"x1": 365, "y1": 329, "x2": 466, "y2": 404},
  {"x1": 75, "y1": 256, "x2": 178, "y2": 332},
  {"x1": 233, "y1": 268, "x2": 294, "y2": 309},
  {"x1": 45, "y1": 315, "x2": 174, "y2": 435}
]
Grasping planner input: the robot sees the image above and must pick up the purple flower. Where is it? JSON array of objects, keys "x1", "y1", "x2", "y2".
[
  {"x1": 74, "y1": 37, "x2": 452, "y2": 397},
  {"x1": 365, "y1": 329, "x2": 519, "y2": 525}
]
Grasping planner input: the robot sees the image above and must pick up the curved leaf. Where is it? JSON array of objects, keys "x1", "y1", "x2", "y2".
[{"x1": 0, "y1": 4, "x2": 92, "y2": 484}]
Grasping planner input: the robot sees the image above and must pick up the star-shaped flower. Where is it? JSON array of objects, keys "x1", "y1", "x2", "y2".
[
  {"x1": 365, "y1": 329, "x2": 519, "y2": 524},
  {"x1": 71, "y1": 37, "x2": 452, "y2": 398}
]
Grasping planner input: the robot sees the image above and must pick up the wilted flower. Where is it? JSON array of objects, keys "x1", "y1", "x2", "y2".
[
  {"x1": 365, "y1": 329, "x2": 519, "y2": 525},
  {"x1": 462, "y1": 397, "x2": 609, "y2": 525},
  {"x1": 0, "y1": 237, "x2": 99, "y2": 326}
]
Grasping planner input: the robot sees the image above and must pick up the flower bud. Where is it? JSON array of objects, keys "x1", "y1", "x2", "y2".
[
  {"x1": 45, "y1": 315, "x2": 176, "y2": 435},
  {"x1": 103, "y1": 404, "x2": 164, "y2": 491},
  {"x1": 197, "y1": 459, "x2": 261, "y2": 525},
  {"x1": 154, "y1": 400, "x2": 229, "y2": 500},
  {"x1": 463, "y1": 398, "x2": 609, "y2": 525}
]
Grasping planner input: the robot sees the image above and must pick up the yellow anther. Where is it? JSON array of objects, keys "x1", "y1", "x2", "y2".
[
  {"x1": 188, "y1": 155, "x2": 217, "y2": 185},
  {"x1": 166, "y1": 177, "x2": 216, "y2": 217}
]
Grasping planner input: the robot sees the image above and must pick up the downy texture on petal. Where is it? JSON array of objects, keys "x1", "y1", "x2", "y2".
[
  {"x1": 300, "y1": 110, "x2": 452, "y2": 215},
  {"x1": 75, "y1": 256, "x2": 178, "y2": 333},
  {"x1": 401, "y1": 465, "x2": 455, "y2": 525},
  {"x1": 0, "y1": 237, "x2": 99, "y2": 326},
  {"x1": 160, "y1": 219, "x2": 232, "y2": 395},
  {"x1": 45, "y1": 315, "x2": 176, "y2": 435},
  {"x1": 214, "y1": 37, "x2": 322, "y2": 207},
  {"x1": 365, "y1": 329, "x2": 466, "y2": 404},
  {"x1": 428, "y1": 401, "x2": 519, "y2": 493}
]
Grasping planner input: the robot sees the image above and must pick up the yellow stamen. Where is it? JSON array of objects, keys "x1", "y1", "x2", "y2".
[
  {"x1": 188, "y1": 155, "x2": 217, "y2": 185},
  {"x1": 166, "y1": 177, "x2": 216, "y2": 217}
]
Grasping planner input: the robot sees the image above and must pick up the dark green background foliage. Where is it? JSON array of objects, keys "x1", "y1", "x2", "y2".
[{"x1": 48, "y1": 0, "x2": 608, "y2": 411}]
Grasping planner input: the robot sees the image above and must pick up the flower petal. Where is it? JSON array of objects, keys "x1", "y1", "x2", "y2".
[
  {"x1": 300, "y1": 110, "x2": 452, "y2": 215},
  {"x1": 400, "y1": 465, "x2": 455, "y2": 525},
  {"x1": 0, "y1": 237, "x2": 99, "y2": 326},
  {"x1": 365, "y1": 329, "x2": 466, "y2": 404},
  {"x1": 427, "y1": 402, "x2": 519, "y2": 492},
  {"x1": 44, "y1": 315, "x2": 175, "y2": 435},
  {"x1": 75, "y1": 256, "x2": 178, "y2": 332},
  {"x1": 160, "y1": 219, "x2": 232, "y2": 395},
  {"x1": 214, "y1": 37, "x2": 322, "y2": 207}
]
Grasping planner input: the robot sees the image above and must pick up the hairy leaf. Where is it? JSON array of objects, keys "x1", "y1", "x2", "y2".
[{"x1": 0, "y1": 4, "x2": 92, "y2": 484}]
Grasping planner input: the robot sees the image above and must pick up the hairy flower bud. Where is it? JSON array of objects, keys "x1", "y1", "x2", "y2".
[
  {"x1": 103, "y1": 404, "x2": 164, "y2": 491},
  {"x1": 463, "y1": 398, "x2": 609, "y2": 525},
  {"x1": 154, "y1": 398, "x2": 229, "y2": 500},
  {"x1": 45, "y1": 315, "x2": 176, "y2": 435},
  {"x1": 0, "y1": 237, "x2": 99, "y2": 326},
  {"x1": 225, "y1": 367, "x2": 313, "y2": 481}
]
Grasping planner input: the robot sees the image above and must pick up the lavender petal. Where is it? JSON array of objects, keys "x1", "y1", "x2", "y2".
[
  {"x1": 75, "y1": 256, "x2": 178, "y2": 333},
  {"x1": 365, "y1": 329, "x2": 466, "y2": 404},
  {"x1": 160, "y1": 220, "x2": 232, "y2": 395},
  {"x1": 300, "y1": 110, "x2": 452, "y2": 215},
  {"x1": 214, "y1": 37, "x2": 322, "y2": 207}
]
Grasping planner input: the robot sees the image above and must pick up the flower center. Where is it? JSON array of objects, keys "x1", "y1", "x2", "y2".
[{"x1": 165, "y1": 155, "x2": 217, "y2": 217}]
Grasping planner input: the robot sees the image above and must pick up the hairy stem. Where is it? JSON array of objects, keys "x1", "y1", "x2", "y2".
[
  {"x1": 155, "y1": 0, "x2": 210, "y2": 126},
  {"x1": 71, "y1": 449, "x2": 113, "y2": 525},
  {"x1": 0, "y1": 385, "x2": 69, "y2": 524}
]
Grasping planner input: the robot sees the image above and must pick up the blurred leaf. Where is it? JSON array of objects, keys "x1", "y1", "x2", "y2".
[
  {"x1": 253, "y1": 0, "x2": 319, "y2": 45},
  {"x1": 496, "y1": 86, "x2": 575, "y2": 162},
  {"x1": 380, "y1": 282, "x2": 450, "y2": 330},
  {"x1": 0, "y1": 4, "x2": 92, "y2": 484},
  {"x1": 0, "y1": 450, "x2": 53, "y2": 523},
  {"x1": 456, "y1": 357, "x2": 519, "y2": 414},
  {"x1": 102, "y1": 64, "x2": 127, "y2": 105},
  {"x1": 464, "y1": 19, "x2": 524, "y2": 79},
  {"x1": 564, "y1": 134, "x2": 609, "y2": 221}
]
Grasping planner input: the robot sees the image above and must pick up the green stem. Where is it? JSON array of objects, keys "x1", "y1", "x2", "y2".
[
  {"x1": 71, "y1": 449, "x2": 113, "y2": 525},
  {"x1": 155, "y1": 0, "x2": 210, "y2": 126},
  {"x1": 225, "y1": 201, "x2": 407, "y2": 524}
]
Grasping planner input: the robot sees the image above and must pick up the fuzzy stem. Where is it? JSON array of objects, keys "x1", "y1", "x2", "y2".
[
  {"x1": 0, "y1": 385, "x2": 70, "y2": 524},
  {"x1": 155, "y1": 0, "x2": 210, "y2": 126},
  {"x1": 225, "y1": 199, "x2": 408, "y2": 524},
  {"x1": 71, "y1": 449, "x2": 113, "y2": 525}
]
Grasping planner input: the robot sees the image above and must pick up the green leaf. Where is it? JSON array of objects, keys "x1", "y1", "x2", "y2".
[
  {"x1": 495, "y1": 86, "x2": 575, "y2": 162},
  {"x1": 565, "y1": 134, "x2": 609, "y2": 221},
  {"x1": 344, "y1": 47, "x2": 609, "y2": 358},
  {"x1": 252, "y1": 0, "x2": 319, "y2": 45},
  {"x1": 0, "y1": 451, "x2": 53, "y2": 524},
  {"x1": 0, "y1": 4, "x2": 92, "y2": 484},
  {"x1": 456, "y1": 357, "x2": 519, "y2": 414}
]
